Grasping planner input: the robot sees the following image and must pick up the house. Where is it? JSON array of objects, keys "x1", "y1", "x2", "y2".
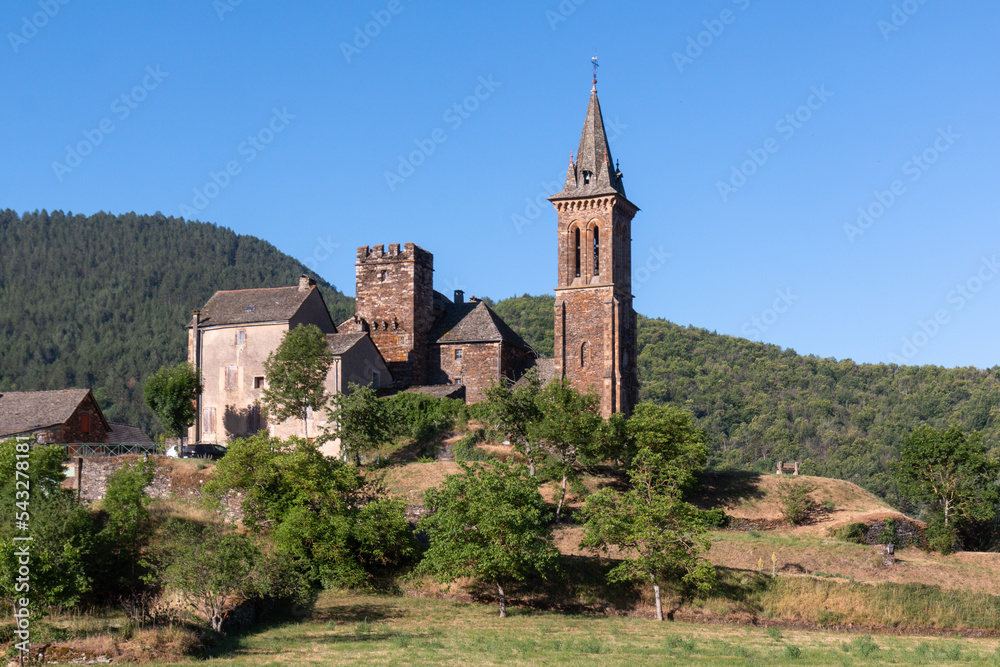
[
  {"x1": 187, "y1": 275, "x2": 392, "y2": 455},
  {"x1": 0, "y1": 388, "x2": 110, "y2": 443}
]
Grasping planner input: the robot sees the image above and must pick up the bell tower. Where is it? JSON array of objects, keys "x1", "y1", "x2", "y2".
[{"x1": 548, "y1": 74, "x2": 639, "y2": 417}]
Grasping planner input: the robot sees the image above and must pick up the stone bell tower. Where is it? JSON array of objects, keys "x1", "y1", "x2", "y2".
[{"x1": 548, "y1": 75, "x2": 639, "y2": 417}]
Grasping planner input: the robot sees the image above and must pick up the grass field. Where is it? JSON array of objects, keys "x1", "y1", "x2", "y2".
[{"x1": 157, "y1": 590, "x2": 1000, "y2": 666}]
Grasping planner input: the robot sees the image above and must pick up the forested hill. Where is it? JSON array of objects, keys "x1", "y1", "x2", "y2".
[
  {"x1": 490, "y1": 294, "x2": 1000, "y2": 506},
  {"x1": 0, "y1": 209, "x2": 354, "y2": 432}
]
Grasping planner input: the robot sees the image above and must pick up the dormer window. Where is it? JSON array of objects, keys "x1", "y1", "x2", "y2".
[{"x1": 582, "y1": 170, "x2": 592, "y2": 184}]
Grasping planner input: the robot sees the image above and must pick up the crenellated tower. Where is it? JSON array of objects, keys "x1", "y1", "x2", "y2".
[{"x1": 548, "y1": 81, "x2": 639, "y2": 417}]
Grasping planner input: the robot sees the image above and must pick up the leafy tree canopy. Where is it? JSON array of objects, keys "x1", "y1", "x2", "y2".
[
  {"x1": 144, "y1": 362, "x2": 202, "y2": 442},
  {"x1": 324, "y1": 382, "x2": 397, "y2": 465},
  {"x1": 263, "y1": 324, "x2": 333, "y2": 438}
]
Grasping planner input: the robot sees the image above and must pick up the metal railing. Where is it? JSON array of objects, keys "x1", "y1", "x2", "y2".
[{"x1": 58, "y1": 442, "x2": 160, "y2": 458}]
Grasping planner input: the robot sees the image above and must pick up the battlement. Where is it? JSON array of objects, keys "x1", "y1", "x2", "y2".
[{"x1": 356, "y1": 242, "x2": 433, "y2": 267}]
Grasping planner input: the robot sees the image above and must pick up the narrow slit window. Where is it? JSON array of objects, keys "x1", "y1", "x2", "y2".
[
  {"x1": 593, "y1": 227, "x2": 600, "y2": 276},
  {"x1": 574, "y1": 228, "x2": 581, "y2": 278},
  {"x1": 580, "y1": 342, "x2": 588, "y2": 367}
]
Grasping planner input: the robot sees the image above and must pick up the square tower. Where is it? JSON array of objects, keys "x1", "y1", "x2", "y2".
[
  {"x1": 354, "y1": 243, "x2": 434, "y2": 386},
  {"x1": 549, "y1": 87, "x2": 639, "y2": 417}
]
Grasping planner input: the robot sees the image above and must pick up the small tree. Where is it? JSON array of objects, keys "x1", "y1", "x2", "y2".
[
  {"x1": 325, "y1": 382, "x2": 396, "y2": 465},
  {"x1": 481, "y1": 370, "x2": 544, "y2": 475},
  {"x1": 530, "y1": 379, "x2": 603, "y2": 522},
  {"x1": 891, "y1": 425, "x2": 999, "y2": 529},
  {"x1": 262, "y1": 324, "x2": 333, "y2": 439},
  {"x1": 581, "y1": 447, "x2": 716, "y2": 621},
  {"x1": 94, "y1": 458, "x2": 156, "y2": 593},
  {"x1": 417, "y1": 461, "x2": 558, "y2": 617},
  {"x1": 775, "y1": 479, "x2": 818, "y2": 525},
  {"x1": 144, "y1": 362, "x2": 202, "y2": 446},
  {"x1": 625, "y1": 403, "x2": 708, "y2": 488}
]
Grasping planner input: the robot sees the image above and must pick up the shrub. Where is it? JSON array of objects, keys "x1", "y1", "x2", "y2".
[
  {"x1": 927, "y1": 516, "x2": 958, "y2": 554},
  {"x1": 700, "y1": 508, "x2": 729, "y2": 528},
  {"x1": 386, "y1": 393, "x2": 466, "y2": 447},
  {"x1": 453, "y1": 429, "x2": 492, "y2": 462},
  {"x1": 833, "y1": 522, "x2": 868, "y2": 544},
  {"x1": 776, "y1": 480, "x2": 817, "y2": 525},
  {"x1": 881, "y1": 517, "x2": 897, "y2": 544}
]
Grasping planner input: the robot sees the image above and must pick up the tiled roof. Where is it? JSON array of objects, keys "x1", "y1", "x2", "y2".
[
  {"x1": 430, "y1": 300, "x2": 532, "y2": 351},
  {"x1": 0, "y1": 388, "x2": 93, "y2": 437},
  {"x1": 197, "y1": 286, "x2": 314, "y2": 327},
  {"x1": 107, "y1": 423, "x2": 153, "y2": 443},
  {"x1": 326, "y1": 332, "x2": 368, "y2": 355}
]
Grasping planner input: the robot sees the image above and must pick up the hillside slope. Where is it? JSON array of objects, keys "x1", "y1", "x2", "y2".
[{"x1": 0, "y1": 209, "x2": 354, "y2": 432}]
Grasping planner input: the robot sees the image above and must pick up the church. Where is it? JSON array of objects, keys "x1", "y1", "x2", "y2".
[{"x1": 187, "y1": 78, "x2": 639, "y2": 446}]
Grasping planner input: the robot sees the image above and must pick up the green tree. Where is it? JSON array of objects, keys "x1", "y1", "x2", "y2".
[
  {"x1": 205, "y1": 434, "x2": 414, "y2": 589},
  {"x1": 154, "y1": 520, "x2": 299, "y2": 633},
  {"x1": 625, "y1": 403, "x2": 707, "y2": 488},
  {"x1": 530, "y1": 379, "x2": 603, "y2": 521},
  {"x1": 93, "y1": 458, "x2": 156, "y2": 594},
  {"x1": 775, "y1": 479, "x2": 818, "y2": 525},
  {"x1": 581, "y1": 447, "x2": 716, "y2": 621},
  {"x1": 891, "y1": 425, "x2": 999, "y2": 529},
  {"x1": 143, "y1": 362, "x2": 203, "y2": 445},
  {"x1": 324, "y1": 382, "x2": 396, "y2": 465},
  {"x1": 417, "y1": 461, "x2": 558, "y2": 617},
  {"x1": 263, "y1": 324, "x2": 333, "y2": 439},
  {"x1": 481, "y1": 370, "x2": 543, "y2": 475}
]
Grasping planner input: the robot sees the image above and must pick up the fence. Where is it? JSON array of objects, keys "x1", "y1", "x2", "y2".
[{"x1": 58, "y1": 442, "x2": 160, "y2": 458}]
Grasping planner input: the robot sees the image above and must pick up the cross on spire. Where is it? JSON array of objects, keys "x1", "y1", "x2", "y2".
[{"x1": 591, "y1": 54, "x2": 599, "y2": 91}]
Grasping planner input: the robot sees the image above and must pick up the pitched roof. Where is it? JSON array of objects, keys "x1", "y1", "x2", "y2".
[
  {"x1": 549, "y1": 89, "x2": 628, "y2": 201},
  {"x1": 196, "y1": 285, "x2": 315, "y2": 327},
  {"x1": 326, "y1": 332, "x2": 368, "y2": 355},
  {"x1": 0, "y1": 389, "x2": 97, "y2": 437},
  {"x1": 430, "y1": 300, "x2": 532, "y2": 351},
  {"x1": 514, "y1": 358, "x2": 555, "y2": 388},
  {"x1": 405, "y1": 384, "x2": 466, "y2": 401},
  {"x1": 107, "y1": 423, "x2": 153, "y2": 444}
]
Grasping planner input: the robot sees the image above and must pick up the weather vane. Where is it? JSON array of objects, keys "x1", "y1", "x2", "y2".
[{"x1": 592, "y1": 53, "x2": 599, "y2": 90}]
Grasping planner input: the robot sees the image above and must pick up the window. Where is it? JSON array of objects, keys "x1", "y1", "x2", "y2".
[
  {"x1": 372, "y1": 370, "x2": 380, "y2": 387},
  {"x1": 203, "y1": 407, "x2": 216, "y2": 435},
  {"x1": 574, "y1": 228, "x2": 581, "y2": 278},
  {"x1": 593, "y1": 227, "x2": 600, "y2": 276},
  {"x1": 80, "y1": 413, "x2": 91, "y2": 434},
  {"x1": 454, "y1": 378, "x2": 462, "y2": 385},
  {"x1": 583, "y1": 170, "x2": 592, "y2": 184},
  {"x1": 379, "y1": 270, "x2": 387, "y2": 282},
  {"x1": 581, "y1": 341, "x2": 588, "y2": 368},
  {"x1": 454, "y1": 348, "x2": 463, "y2": 361},
  {"x1": 225, "y1": 365, "x2": 238, "y2": 390},
  {"x1": 236, "y1": 329, "x2": 246, "y2": 345},
  {"x1": 253, "y1": 376, "x2": 265, "y2": 389}
]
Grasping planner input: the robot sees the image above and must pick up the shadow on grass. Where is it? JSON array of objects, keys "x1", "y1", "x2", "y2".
[{"x1": 693, "y1": 470, "x2": 766, "y2": 509}]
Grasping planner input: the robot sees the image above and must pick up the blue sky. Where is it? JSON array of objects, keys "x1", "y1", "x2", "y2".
[{"x1": 3, "y1": 1, "x2": 998, "y2": 369}]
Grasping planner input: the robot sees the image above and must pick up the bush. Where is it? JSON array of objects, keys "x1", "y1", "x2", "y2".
[
  {"x1": 927, "y1": 516, "x2": 959, "y2": 554},
  {"x1": 776, "y1": 480, "x2": 817, "y2": 525},
  {"x1": 833, "y1": 522, "x2": 868, "y2": 544},
  {"x1": 386, "y1": 393, "x2": 467, "y2": 447},
  {"x1": 700, "y1": 508, "x2": 729, "y2": 528},
  {"x1": 453, "y1": 429, "x2": 492, "y2": 462}
]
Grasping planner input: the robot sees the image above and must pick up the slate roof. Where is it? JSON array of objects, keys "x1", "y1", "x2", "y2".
[
  {"x1": 196, "y1": 286, "x2": 314, "y2": 327},
  {"x1": 430, "y1": 300, "x2": 533, "y2": 351},
  {"x1": 549, "y1": 89, "x2": 630, "y2": 201},
  {"x1": 0, "y1": 389, "x2": 98, "y2": 437},
  {"x1": 405, "y1": 384, "x2": 466, "y2": 401},
  {"x1": 514, "y1": 358, "x2": 555, "y2": 388},
  {"x1": 326, "y1": 332, "x2": 368, "y2": 355},
  {"x1": 107, "y1": 423, "x2": 153, "y2": 444}
]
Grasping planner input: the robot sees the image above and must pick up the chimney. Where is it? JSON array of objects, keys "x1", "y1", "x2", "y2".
[
  {"x1": 468, "y1": 295, "x2": 479, "y2": 303},
  {"x1": 454, "y1": 290, "x2": 464, "y2": 304},
  {"x1": 299, "y1": 274, "x2": 315, "y2": 291}
]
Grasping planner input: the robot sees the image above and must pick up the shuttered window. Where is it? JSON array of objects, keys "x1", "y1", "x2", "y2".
[
  {"x1": 203, "y1": 407, "x2": 216, "y2": 435},
  {"x1": 225, "y1": 365, "x2": 238, "y2": 390}
]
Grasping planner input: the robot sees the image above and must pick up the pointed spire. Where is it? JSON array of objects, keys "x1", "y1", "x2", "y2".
[{"x1": 550, "y1": 87, "x2": 626, "y2": 200}]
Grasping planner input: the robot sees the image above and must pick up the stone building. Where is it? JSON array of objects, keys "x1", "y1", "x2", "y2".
[
  {"x1": 0, "y1": 388, "x2": 111, "y2": 443},
  {"x1": 187, "y1": 275, "x2": 392, "y2": 454},
  {"x1": 548, "y1": 83, "x2": 639, "y2": 417},
  {"x1": 340, "y1": 243, "x2": 535, "y2": 403}
]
